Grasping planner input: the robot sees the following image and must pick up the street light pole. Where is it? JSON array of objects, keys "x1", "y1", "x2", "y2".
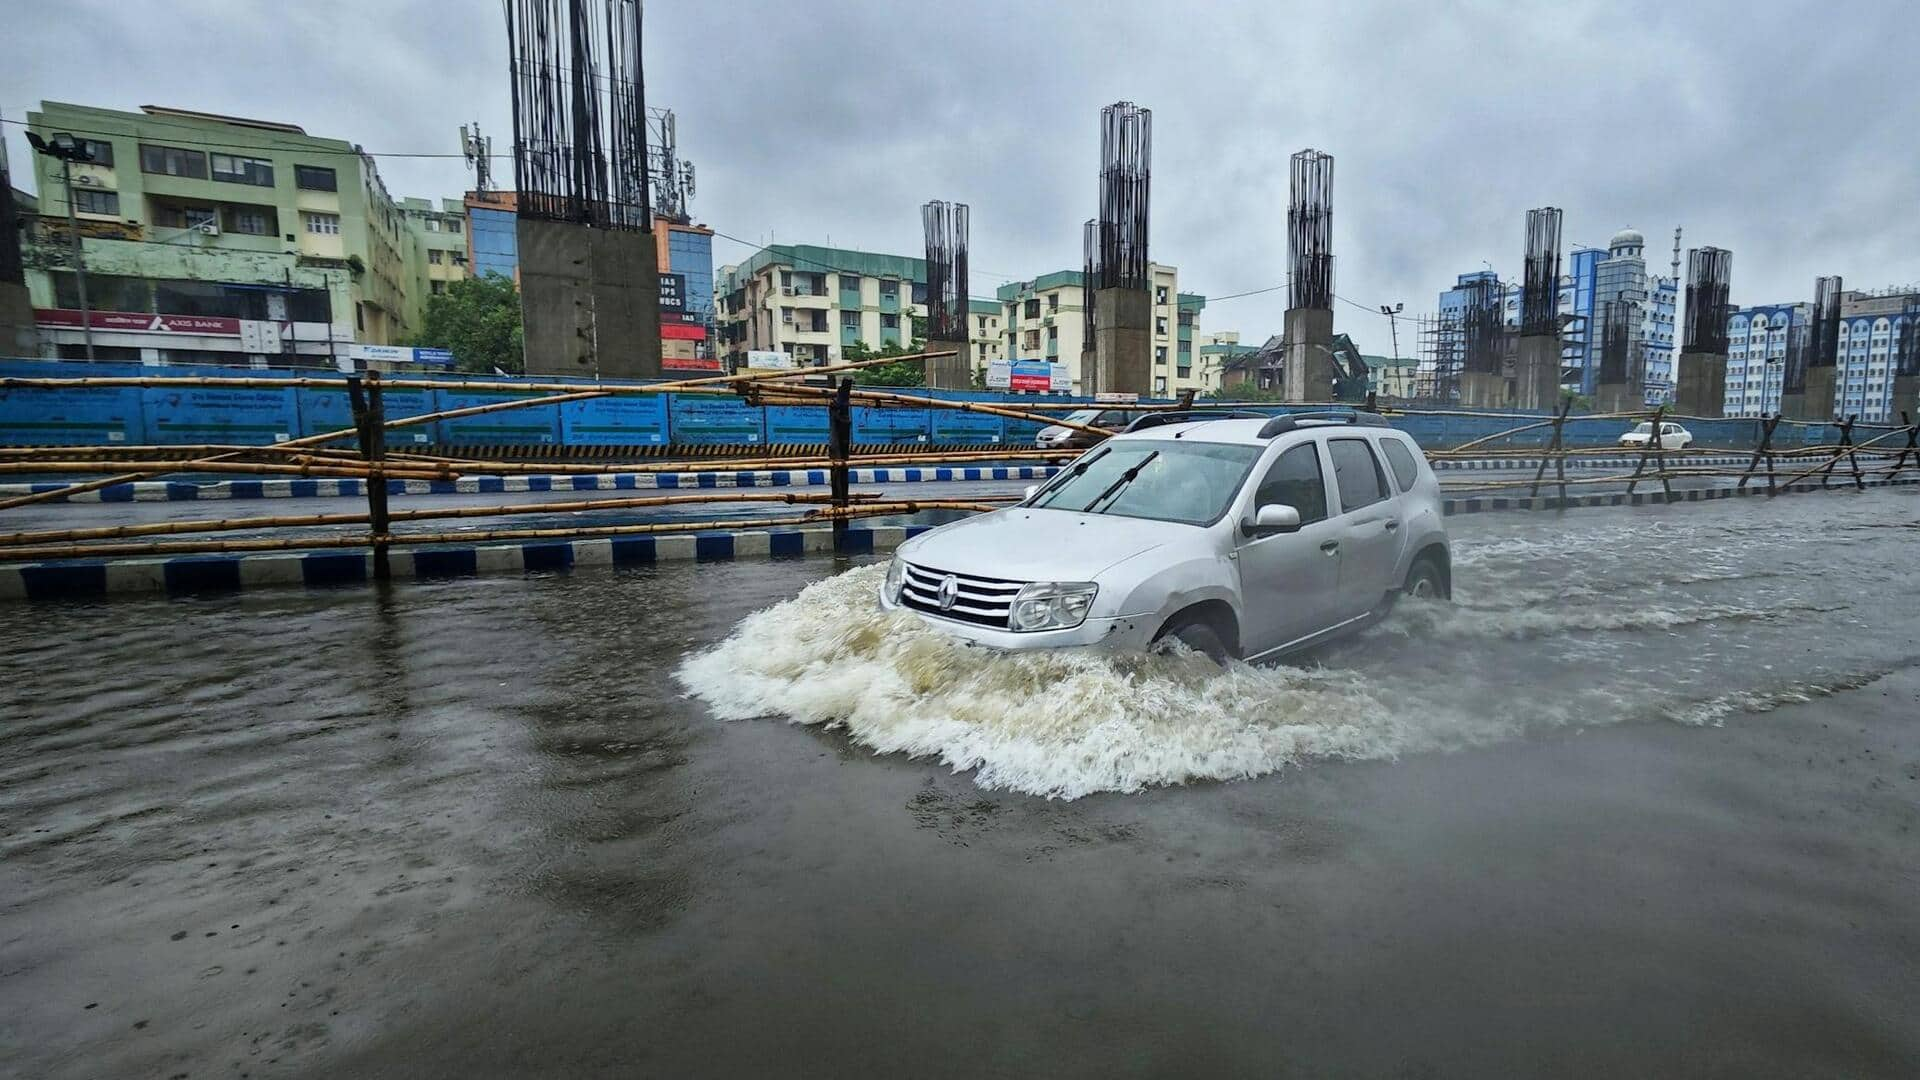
[
  {"x1": 28, "y1": 132, "x2": 98, "y2": 361},
  {"x1": 58, "y1": 155, "x2": 95, "y2": 361}
]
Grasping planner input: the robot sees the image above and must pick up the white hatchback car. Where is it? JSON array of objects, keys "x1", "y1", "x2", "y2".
[
  {"x1": 1619, "y1": 421, "x2": 1692, "y2": 449},
  {"x1": 879, "y1": 412, "x2": 1451, "y2": 662}
]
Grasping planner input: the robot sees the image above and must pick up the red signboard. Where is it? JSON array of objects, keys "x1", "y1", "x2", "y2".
[
  {"x1": 35, "y1": 308, "x2": 242, "y2": 336},
  {"x1": 662, "y1": 357, "x2": 723, "y2": 371},
  {"x1": 660, "y1": 322, "x2": 707, "y2": 341},
  {"x1": 1009, "y1": 371, "x2": 1052, "y2": 391}
]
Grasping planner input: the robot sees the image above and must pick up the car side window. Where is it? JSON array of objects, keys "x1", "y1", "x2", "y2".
[
  {"x1": 1327, "y1": 438, "x2": 1389, "y2": 514},
  {"x1": 1097, "y1": 410, "x2": 1127, "y2": 427},
  {"x1": 1252, "y1": 443, "x2": 1328, "y2": 525},
  {"x1": 1380, "y1": 438, "x2": 1421, "y2": 492}
]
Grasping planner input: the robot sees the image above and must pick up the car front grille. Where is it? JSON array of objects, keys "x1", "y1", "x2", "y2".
[{"x1": 899, "y1": 562, "x2": 1026, "y2": 628}]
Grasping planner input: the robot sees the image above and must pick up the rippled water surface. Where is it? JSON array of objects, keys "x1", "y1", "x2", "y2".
[{"x1": 4, "y1": 490, "x2": 1919, "y2": 1078}]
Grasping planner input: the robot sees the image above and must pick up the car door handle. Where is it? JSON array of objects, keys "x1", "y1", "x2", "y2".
[
  {"x1": 1384, "y1": 520, "x2": 1399, "y2": 532},
  {"x1": 1320, "y1": 540, "x2": 1340, "y2": 556}
]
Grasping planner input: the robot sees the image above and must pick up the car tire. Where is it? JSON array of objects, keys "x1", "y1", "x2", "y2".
[
  {"x1": 1403, "y1": 556, "x2": 1448, "y2": 602},
  {"x1": 1156, "y1": 619, "x2": 1230, "y2": 665}
]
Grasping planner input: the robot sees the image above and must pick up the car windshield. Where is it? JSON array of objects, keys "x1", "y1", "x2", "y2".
[
  {"x1": 1631, "y1": 422, "x2": 1653, "y2": 434},
  {"x1": 1028, "y1": 441, "x2": 1262, "y2": 525},
  {"x1": 1058, "y1": 409, "x2": 1102, "y2": 425}
]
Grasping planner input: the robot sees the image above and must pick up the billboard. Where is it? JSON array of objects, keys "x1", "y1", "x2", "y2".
[{"x1": 986, "y1": 359, "x2": 1069, "y2": 392}]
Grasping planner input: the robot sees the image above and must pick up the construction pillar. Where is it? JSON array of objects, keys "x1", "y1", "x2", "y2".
[
  {"x1": 1281, "y1": 306, "x2": 1335, "y2": 402},
  {"x1": 1512, "y1": 335, "x2": 1562, "y2": 412},
  {"x1": 923, "y1": 341, "x2": 972, "y2": 389},
  {"x1": 1459, "y1": 372, "x2": 1504, "y2": 409},
  {"x1": 1891, "y1": 375, "x2": 1919, "y2": 426},
  {"x1": 1797, "y1": 365, "x2": 1838, "y2": 423},
  {"x1": 518, "y1": 219, "x2": 662, "y2": 379},
  {"x1": 1093, "y1": 287, "x2": 1151, "y2": 396},
  {"x1": 1672, "y1": 349, "x2": 1728, "y2": 418}
]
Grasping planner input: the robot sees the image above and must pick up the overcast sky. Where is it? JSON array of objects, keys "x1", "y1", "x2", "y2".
[{"x1": 5, "y1": 0, "x2": 1917, "y2": 354}]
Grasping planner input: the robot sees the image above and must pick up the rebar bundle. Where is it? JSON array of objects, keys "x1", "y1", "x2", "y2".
[
  {"x1": 1682, "y1": 247, "x2": 1733, "y2": 353},
  {"x1": 1082, "y1": 218, "x2": 1099, "y2": 344},
  {"x1": 1520, "y1": 208, "x2": 1563, "y2": 337},
  {"x1": 1288, "y1": 150, "x2": 1334, "y2": 311},
  {"x1": 1897, "y1": 300, "x2": 1920, "y2": 380},
  {"x1": 1808, "y1": 275, "x2": 1843, "y2": 369},
  {"x1": 502, "y1": 0, "x2": 650, "y2": 229},
  {"x1": 921, "y1": 201, "x2": 969, "y2": 341},
  {"x1": 1096, "y1": 102, "x2": 1151, "y2": 291},
  {"x1": 1598, "y1": 301, "x2": 1634, "y2": 384},
  {"x1": 1463, "y1": 276, "x2": 1504, "y2": 376}
]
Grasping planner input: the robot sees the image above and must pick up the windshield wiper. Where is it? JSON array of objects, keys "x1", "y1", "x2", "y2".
[
  {"x1": 1082, "y1": 451, "x2": 1158, "y2": 514},
  {"x1": 1030, "y1": 447, "x2": 1109, "y2": 507}
]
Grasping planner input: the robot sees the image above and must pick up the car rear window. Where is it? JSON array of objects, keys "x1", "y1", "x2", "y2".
[
  {"x1": 1328, "y1": 438, "x2": 1389, "y2": 513},
  {"x1": 1380, "y1": 438, "x2": 1421, "y2": 492}
]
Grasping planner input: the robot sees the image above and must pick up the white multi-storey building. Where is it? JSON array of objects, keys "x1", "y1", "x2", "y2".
[
  {"x1": 994, "y1": 264, "x2": 1207, "y2": 395},
  {"x1": 1723, "y1": 291, "x2": 1918, "y2": 420}
]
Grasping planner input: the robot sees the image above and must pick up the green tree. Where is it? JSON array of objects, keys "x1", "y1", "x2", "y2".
[
  {"x1": 843, "y1": 337, "x2": 928, "y2": 387},
  {"x1": 1204, "y1": 382, "x2": 1290, "y2": 403},
  {"x1": 410, "y1": 272, "x2": 524, "y2": 374},
  {"x1": 1560, "y1": 387, "x2": 1595, "y2": 413}
]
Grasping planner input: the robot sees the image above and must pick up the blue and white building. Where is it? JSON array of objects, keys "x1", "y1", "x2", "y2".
[
  {"x1": 1723, "y1": 292, "x2": 1918, "y2": 420},
  {"x1": 1433, "y1": 229, "x2": 1677, "y2": 403},
  {"x1": 1721, "y1": 303, "x2": 1803, "y2": 417}
]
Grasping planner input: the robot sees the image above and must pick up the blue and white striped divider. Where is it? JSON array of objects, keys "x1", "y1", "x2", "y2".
[
  {"x1": 1440, "y1": 472, "x2": 1920, "y2": 515},
  {"x1": 4, "y1": 476, "x2": 1917, "y2": 602},
  {"x1": 0, "y1": 464, "x2": 1061, "y2": 503},
  {"x1": 0, "y1": 524, "x2": 935, "y2": 601},
  {"x1": 1431, "y1": 454, "x2": 1751, "y2": 471}
]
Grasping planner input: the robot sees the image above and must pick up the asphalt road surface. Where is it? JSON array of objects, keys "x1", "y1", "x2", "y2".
[{"x1": 2, "y1": 488, "x2": 1918, "y2": 1077}]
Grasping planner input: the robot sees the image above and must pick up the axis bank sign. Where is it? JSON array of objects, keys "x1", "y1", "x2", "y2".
[{"x1": 36, "y1": 308, "x2": 242, "y2": 336}]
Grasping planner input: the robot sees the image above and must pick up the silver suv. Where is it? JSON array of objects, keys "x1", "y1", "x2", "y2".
[{"x1": 878, "y1": 412, "x2": 1451, "y2": 662}]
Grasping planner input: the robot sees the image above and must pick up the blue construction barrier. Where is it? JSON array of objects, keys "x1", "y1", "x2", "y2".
[{"x1": 1, "y1": 357, "x2": 1860, "y2": 452}]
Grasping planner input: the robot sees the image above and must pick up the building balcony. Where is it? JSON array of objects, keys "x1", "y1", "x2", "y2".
[
  {"x1": 839, "y1": 289, "x2": 862, "y2": 309},
  {"x1": 880, "y1": 327, "x2": 902, "y2": 348},
  {"x1": 840, "y1": 324, "x2": 862, "y2": 345},
  {"x1": 878, "y1": 293, "x2": 901, "y2": 315}
]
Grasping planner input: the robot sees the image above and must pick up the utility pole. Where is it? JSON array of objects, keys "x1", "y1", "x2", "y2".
[
  {"x1": 1379, "y1": 302, "x2": 1404, "y2": 360},
  {"x1": 28, "y1": 133, "x2": 97, "y2": 360}
]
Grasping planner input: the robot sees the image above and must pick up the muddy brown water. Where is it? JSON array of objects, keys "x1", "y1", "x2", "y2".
[{"x1": 3, "y1": 490, "x2": 1918, "y2": 1078}]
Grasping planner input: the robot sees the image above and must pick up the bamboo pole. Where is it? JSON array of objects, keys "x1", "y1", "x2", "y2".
[
  {"x1": 0, "y1": 460, "x2": 449, "y2": 480},
  {"x1": 743, "y1": 382, "x2": 1117, "y2": 437},
  {"x1": 0, "y1": 500, "x2": 1002, "y2": 563},
  {"x1": 0, "y1": 490, "x2": 910, "y2": 548}
]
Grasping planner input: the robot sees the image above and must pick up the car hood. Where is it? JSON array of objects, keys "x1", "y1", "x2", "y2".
[{"x1": 900, "y1": 507, "x2": 1199, "y2": 582}]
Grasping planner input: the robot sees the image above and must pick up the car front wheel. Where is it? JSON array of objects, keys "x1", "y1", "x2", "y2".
[
  {"x1": 1403, "y1": 557, "x2": 1448, "y2": 602},
  {"x1": 1154, "y1": 619, "x2": 1230, "y2": 665}
]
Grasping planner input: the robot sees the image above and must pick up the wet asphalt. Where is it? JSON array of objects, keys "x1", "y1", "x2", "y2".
[{"x1": 2, "y1": 490, "x2": 1919, "y2": 1078}]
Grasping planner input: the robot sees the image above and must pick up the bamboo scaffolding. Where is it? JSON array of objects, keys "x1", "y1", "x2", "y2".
[
  {"x1": 0, "y1": 354, "x2": 963, "y2": 512},
  {"x1": 0, "y1": 500, "x2": 1000, "y2": 563},
  {"x1": 741, "y1": 382, "x2": 1116, "y2": 437}
]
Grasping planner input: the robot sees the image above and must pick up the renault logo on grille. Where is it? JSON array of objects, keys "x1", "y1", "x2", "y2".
[{"x1": 936, "y1": 574, "x2": 960, "y2": 611}]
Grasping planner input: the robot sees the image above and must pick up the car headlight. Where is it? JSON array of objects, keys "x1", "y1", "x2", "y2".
[
  {"x1": 1008, "y1": 581, "x2": 1098, "y2": 632},
  {"x1": 882, "y1": 556, "x2": 906, "y2": 603}
]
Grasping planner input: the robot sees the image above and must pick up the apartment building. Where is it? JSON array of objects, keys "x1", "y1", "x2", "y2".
[
  {"x1": 994, "y1": 264, "x2": 1207, "y2": 394},
  {"x1": 20, "y1": 101, "x2": 433, "y2": 365},
  {"x1": 714, "y1": 244, "x2": 930, "y2": 368},
  {"x1": 400, "y1": 196, "x2": 469, "y2": 301}
]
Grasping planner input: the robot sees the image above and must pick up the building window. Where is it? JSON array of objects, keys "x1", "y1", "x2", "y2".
[
  {"x1": 447, "y1": 218, "x2": 462, "y2": 234},
  {"x1": 1156, "y1": 317, "x2": 1169, "y2": 336},
  {"x1": 154, "y1": 203, "x2": 217, "y2": 230},
  {"x1": 294, "y1": 165, "x2": 337, "y2": 191},
  {"x1": 431, "y1": 280, "x2": 446, "y2": 295},
  {"x1": 1047, "y1": 293, "x2": 1059, "y2": 310},
  {"x1": 429, "y1": 249, "x2": 444, "y2": 265},
  {"x1": 1155, "y1": 286, "x2": 1169, "y2": 305},
  {"x1": 1155, "y1": 346, "x2": 1168, "y2": 365},
  {"x1": 51, "y1": 135, "x2": 115, "y2": 166},
  {"x1": 781, "y1": 307, "x2": 794, "y2": 324},
  {"x1": 223, "y1": 206, "x2": 274, "y2": 235},
  {"x1": 452, "y1": 252, "x2": 467, "y2": 266},
  {"x1": 210, "y1": 153, "x2": 274, "y2": 186},
  {"x1": 139, "y1": 143, "x2": 208, "y2": 179},
  {"x1": 303, "y1": 212, "x2": 340, "y2": 235},
  {"x1": 71, "y1": 189, "x2": 120, "y2": 216},
  {"x1": 881, "y1": 313, "x2": 899, "y2": 329},
  {"x1": 1024, "y1": 298, "x2": 1040, "y2": 319},
  {"x1": 425, "y1": 218, "x2": 442, "y2": 233}
]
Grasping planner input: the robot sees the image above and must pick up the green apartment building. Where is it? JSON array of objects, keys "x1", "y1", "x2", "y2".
[{"x1": 20, "y1": 101, "x2": 448, "y2": 365}]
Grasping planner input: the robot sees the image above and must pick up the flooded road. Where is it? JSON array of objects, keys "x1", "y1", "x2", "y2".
[{"x1": 3, "y1": 489, "x2": 1919, "y2": 1077}]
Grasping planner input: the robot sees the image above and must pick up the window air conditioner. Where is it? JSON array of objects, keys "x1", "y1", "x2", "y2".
[{"x1": 197, "y1": 221, "x2": 221, "y2": 235}]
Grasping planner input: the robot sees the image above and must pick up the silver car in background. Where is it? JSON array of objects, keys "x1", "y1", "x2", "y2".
[{"x1": 880, "y1": 412, "x2": 1451, "y2": 662}]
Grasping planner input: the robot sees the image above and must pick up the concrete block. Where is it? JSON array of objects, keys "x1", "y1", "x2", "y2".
[
  {"x1": 1282, "y1": 307, "x2": 1336, "y2": 402},
  {"x1": 653, "y1": 535, "x2": 696, "y2": 562},
  {"x1": 237, "y1": 554, "x2": 305, "y2": 587},
  {"x1": 731, "y1": 531, "x2": 772, "y2": 557},
  {"x1": 104, "y1": 559, "x2": 169, "y2": 594},
  {"x1": 924, "y1": 339, "x2": 973, "y2": 389},
  {"x1": 1093, "y1": 288, "x2": 1152, "y2": 395},
  {"x1": 473, "y1": 545, "x2": 523, "y2": 574},
  {"x1": 572, "y1": 538, "x2": 614, "y2": 566}
]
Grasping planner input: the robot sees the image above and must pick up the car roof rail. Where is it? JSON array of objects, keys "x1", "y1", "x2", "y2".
[
  {"x1": 1121, "y1": 410, "x2": 1270, "y2": 433},
  {"x1": 1256, "y1": 411, "x2": 1390, "y2": 439}
]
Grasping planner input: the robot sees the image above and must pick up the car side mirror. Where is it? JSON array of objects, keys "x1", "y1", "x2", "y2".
[{"x1": 1244, "y1": 503, "x2": 1302, "y2": 537}]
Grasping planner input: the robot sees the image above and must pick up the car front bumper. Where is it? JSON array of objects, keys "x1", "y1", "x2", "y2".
[{"x1": 877, "y1": 589, "x2": 1158, "y2": 652}]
